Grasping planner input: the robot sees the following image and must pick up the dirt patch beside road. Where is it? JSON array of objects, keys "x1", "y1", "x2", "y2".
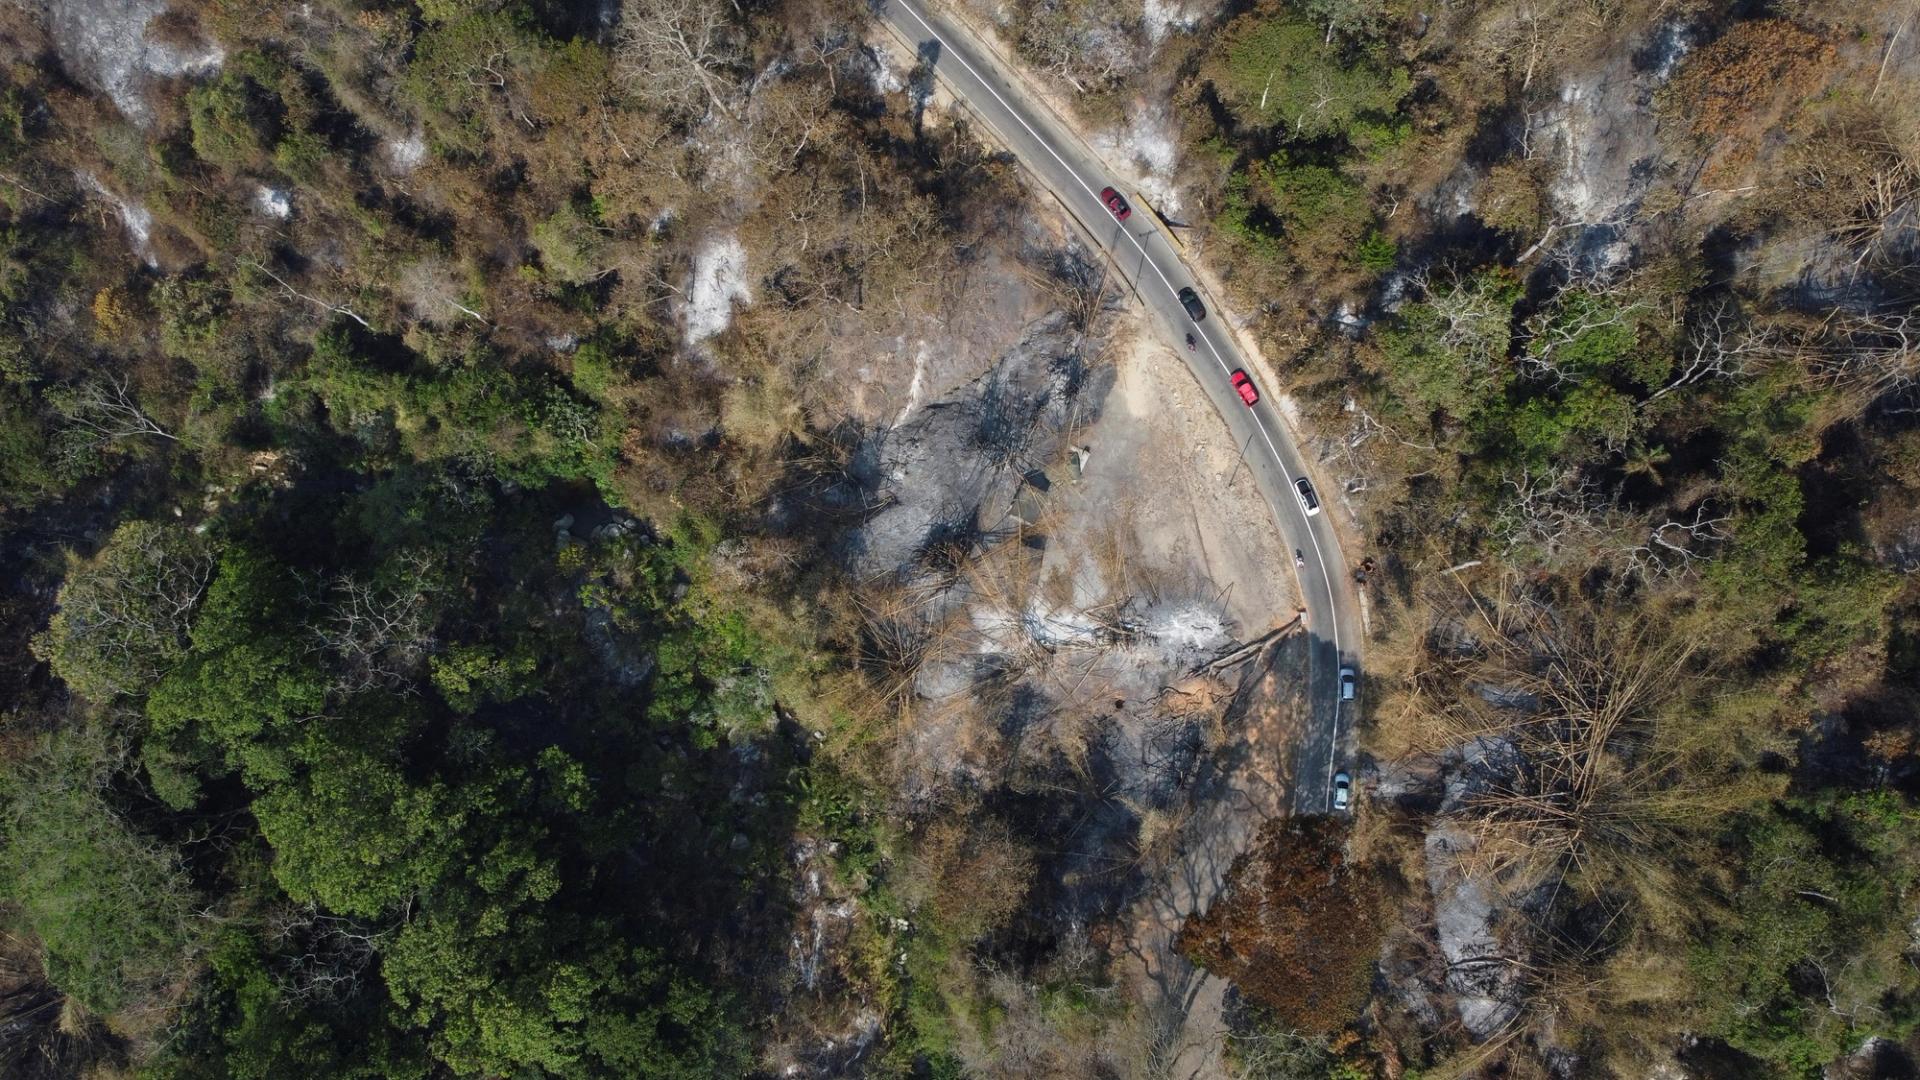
[{"x1": 1048, "y1": 326, "x2": 1298, "y2": 635}]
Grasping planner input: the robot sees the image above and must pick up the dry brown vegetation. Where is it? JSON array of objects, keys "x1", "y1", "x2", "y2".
[
  {"x1": 1179, "y1": 816, "x2": 1382, "y2": 1036},
  {"x1": 1387, "y1": 569, "x2": 1784, "y2": 905},
  {"x1": 1659, "y1": 18, "x2": 1840, "y2": 185},
  {"x1": 899, "y1": 815, "x2": 1039, "y2": 940}
]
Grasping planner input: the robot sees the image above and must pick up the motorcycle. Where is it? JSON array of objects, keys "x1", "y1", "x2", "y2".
[
  {"x1": 1184, "y1": 333, "x2": 1196, "y2": 351},
  {"x1": 1294, "y1": 549, "x2": 1305, "y2": 568}
]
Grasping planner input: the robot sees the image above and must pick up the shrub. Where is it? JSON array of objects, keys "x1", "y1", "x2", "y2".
[
  {"x1": 568, "y1": 339, "x2": 628, "y2": 402},
  {"x1": 900, "y1": 817, "x2": 1036, "y2": 940},
  {"x1": 1661, "y1": 19, "x2": 1836, "y2": 144},
  {"x1": 431, "y1": 643, "x2": 538, "y2": 712},
  {"x1": 405, "y1": 13, "x2": 548, "y2": 156},
  {"x1": 0, "y1": 387, "x2": 54, "y2": 508},
  {"x1": 154, "y1": 273, "x2": 235, "y2": 371},
  {"x1": 188, "y1": 68, "x2": 283, "y2": 169},
  {"x1": 532, "y1": 203, "x2": 608, "y2": 286},
  {"x1": 416, "y1": 0, "x2": 507, "y2": 23},
  {"x1": 1477, "y1": 159, "x2": 1547, "y2": 238},
  {"x1": 1354, "y1": 228, "x2": 1396, "y2": 272},
  {"x1": 1216, "y1": 171, "x2": 1292, "y2": 275},
  {"x1": 91, "y1": 285, "x2": 136, "y2": 341},
  {"x1": 531, "y1": 40, "x2": 614, "y2": 123},
  {"x1": 1260, "y1": 154, "x2": 1373, "y2": 264},
  {"x1": 1178, "y1": 816, "x2": 1379, "y2": 1035}
]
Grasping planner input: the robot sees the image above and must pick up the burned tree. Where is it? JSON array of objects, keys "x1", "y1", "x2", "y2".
[
  {"x1": 1402, "y1": 572, "x2": 1777, "y2": 907},
  {"x1": 616, "y1": 0, "x2": 744, "y2": 120}
]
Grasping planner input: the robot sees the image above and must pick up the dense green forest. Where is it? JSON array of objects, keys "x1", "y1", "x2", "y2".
[
  {"x1": 0, "y1": 0, "x2": 943, "y2": 1073},
  {"x1": 0, "y1": 0, "x2": 1917, "y2": 1076}
]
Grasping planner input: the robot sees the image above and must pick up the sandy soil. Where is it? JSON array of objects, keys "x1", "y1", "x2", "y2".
[{"x1": 1046, "y1": 326, "x2": 1299, "y2": 635}]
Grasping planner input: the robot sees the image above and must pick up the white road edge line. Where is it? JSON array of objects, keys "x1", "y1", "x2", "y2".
[{"x1": 887, "y1": 0, "x2": 1347, "y2": 809}]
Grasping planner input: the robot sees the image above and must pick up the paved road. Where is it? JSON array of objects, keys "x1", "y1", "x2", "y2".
[{"x1": 876, "y1": 0, "x2": 1363, "y2": 813}]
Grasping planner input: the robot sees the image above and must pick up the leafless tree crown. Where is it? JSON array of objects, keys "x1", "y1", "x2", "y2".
[
  {"x1": 617, "y1": 0, "x2": 744, "y2": 120},
  {"x1": 308, "y1": 552, "x2": 437, "y2": 696}
]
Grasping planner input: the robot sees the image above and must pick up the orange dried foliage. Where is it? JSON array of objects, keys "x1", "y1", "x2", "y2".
[
  {"x1": 1661, "y1": 18, "x2": 1840, "y2": 184},
  {"x1": 1177, "y1": 816, "x2": 1381, "y2": 1035}
]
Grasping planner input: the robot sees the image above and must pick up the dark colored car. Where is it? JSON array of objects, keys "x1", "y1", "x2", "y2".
[
  {"x1": 1177, "y1": 287, "x2": 1206, "y2": 321},
  {"x1": 1099, "y1": 186, "x2": 1131, "y2": 221},
  {"x1": 1231, "y1": 369, "x2": 1259, "y2": 406},
  {"x1": 1294, "y1": 477, "x2": 1321, "y2": 516}
]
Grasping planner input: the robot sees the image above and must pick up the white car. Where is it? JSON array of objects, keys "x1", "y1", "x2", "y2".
[
  {"x1": 1294, "y1": 478, "x2": 1321, "y2": 516},
  {"x1": 1332, "y1": 771, "x2": 1352, "y2": 811}
]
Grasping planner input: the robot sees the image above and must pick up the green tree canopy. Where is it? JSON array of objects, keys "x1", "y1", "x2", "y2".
[
  {"x1": 1207, "y1": 8, "x2": 1410, "y2": 138},
  {"x1": 0, "y1": 738, "x2": 199, "y2": 1013},
  {"x1": 36, "y1": 521, "x2": 218, "y2": 703},
  {"x1": 1375, "y1": 270, "x2": 1521, "y2": 430}
]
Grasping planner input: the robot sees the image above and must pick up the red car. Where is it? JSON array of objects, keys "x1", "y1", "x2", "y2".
[
  {"x1": 1231, "y1": 369, "x2": 1259, "y2": 406},
  {"x1": 1099, "y1": 186, "x2": 1131, "y2": 221}
]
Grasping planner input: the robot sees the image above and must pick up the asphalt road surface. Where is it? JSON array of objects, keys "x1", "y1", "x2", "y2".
[{"x1": 876, "y1": 0, "x2": 1364, "y2": 813}]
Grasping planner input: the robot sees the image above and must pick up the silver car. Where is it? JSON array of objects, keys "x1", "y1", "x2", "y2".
[
  {"x1": 1339, "y1": 666, "x2": 1356, "y2": 701},
  {"x1": 1333, "y1": 771, "x2": 1352, "y2": 811}
]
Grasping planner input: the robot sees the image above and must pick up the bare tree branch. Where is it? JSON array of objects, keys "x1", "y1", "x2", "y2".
[{"x1": 617, "y1": 0, "x2": 743, "y2": 120}]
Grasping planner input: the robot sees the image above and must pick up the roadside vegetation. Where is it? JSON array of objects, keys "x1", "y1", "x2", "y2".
[{"x1": 979, "y1": 0, "x2": 1920, "y2": 1074}]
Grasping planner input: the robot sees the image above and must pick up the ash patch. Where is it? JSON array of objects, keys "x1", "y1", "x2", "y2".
[
  {"x1": 35, "y1": 0, "x2": 223, "y2": 124},
  {"x1": 1385, "y1": 736, "x2": 1532, "y2": 1039},
  {"x1": 78, "y1": 172, "x2": 155, "y2": 266},
  {"x1": 843, "y1": 310, "x2": 1105, "y2": 579},
  {"x1": 1524, "y1": 19, "x2": 1695, "y2": 276},
  {"x1": 686, "y1": 234, "x2": 751, "y2": 344},
  {"x1": 1091, "y1": 103, "x2": 1184, "y2": 214}
]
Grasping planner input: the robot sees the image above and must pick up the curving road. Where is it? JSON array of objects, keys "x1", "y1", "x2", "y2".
[{"x1": 876, "y1": 0, "x2": 1362, "y2": 813}]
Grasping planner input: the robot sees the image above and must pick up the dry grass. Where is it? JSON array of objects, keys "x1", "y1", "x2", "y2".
[{"x1": 1394, "y1": 568, "x2": 1779, "y2": 906}]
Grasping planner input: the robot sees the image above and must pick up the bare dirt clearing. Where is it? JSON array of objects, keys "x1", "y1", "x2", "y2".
[{"x1": 1059, "y1": 328, "x2": 1298, "y2": 635}]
